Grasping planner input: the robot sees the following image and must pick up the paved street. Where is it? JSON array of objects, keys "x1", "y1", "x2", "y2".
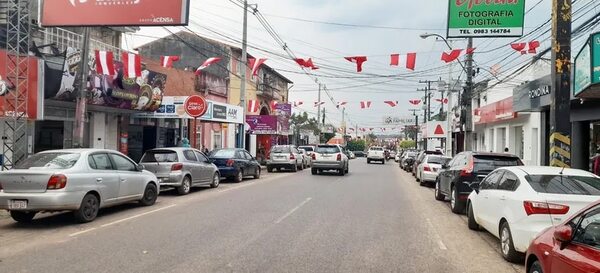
[{"x1": 0, "y1": 159, "x2": 524, "y2": 273}]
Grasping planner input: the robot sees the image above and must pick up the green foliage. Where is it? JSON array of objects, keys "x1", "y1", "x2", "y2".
[
  {"x1": 400, "y1": 140, "x2": 416, "y2": 149},
  {"x1": 347, "y1": 139, "x2": 366, "y2": 151}
]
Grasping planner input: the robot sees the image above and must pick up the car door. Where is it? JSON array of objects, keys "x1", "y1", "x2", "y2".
[
  {"x1": 234, "y1": 150, "x2": 249, "y2": 176},
  {"x1": 182, "y1": 149, "x2": 201, "y2": 184},
  {"x1": 487, "y1": 170, "x2": 520, "y2": 237},
  {"x1": 88, "y1": 153, "x2": 120, "y2": 204},
  {"x1": 109, "y1": 153, "x2": 145, "y2": 200},
  {"x1": 476, "y1": 170, "x2": 503, "y2": 232},
  {"x1": 551, "y1": 206, "x2": 600, "y2": 273},
  {"x1": 439, "y1": 156, "x2": 456, "y2": 193},
  {"x1": 443, "y1": 154, "x2": 463, "y2": 194},
  {"x1": 243, "y1": 151, "x2": 259, "y2": 174},
  {"x1": 194, "y1": 150, "x2": 213, "y2": 183}
]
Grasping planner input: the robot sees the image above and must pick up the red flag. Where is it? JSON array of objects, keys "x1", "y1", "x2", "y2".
[
  {"x1": 511, "y1": 43, "x2": 527, "y2": 54},
  {"x1": 248, "y1": 100, "x2": 260, "y2": 113},
  {"x1": 95, "y1": 50, "x2": 115, "y2": 76},
  {"x1": 345, "y1": 56, "x2": 368, "y2": 72},
  {"x1": 466, "y1": 48, "x2": 476, "y2": 55},
  {"x1": 336, "y1": 101, "x2": 347, "y2": 108},
  {"x1": 409, "y1": 99, "x2": 421, "y2": 105},
  {"x1": 441, "y1": 49, "x2": 463, "y2": 63},
  {"x1": 270, "y1": 100, "x2": 278, "y2": 111},
  {"x1": 390, "y1": 54, "x2": 400, "y2": 66},
  {"x1": 196, "y1": 57, "x2": 222, "y2": 75},
  {"x1": 528, "y1": 41, "x2": 540, "y2": 54},
  {"x1": 295, "y1": 58, "x2": 318, "y2": 70},
  {"x1": 293, "y1": 101, "x2": 304, "y2": 107},
  {"x1": 249, "y1": 58, "x2": 267, "y2": 77},
  {"x1": 360, "y1": 101, "x2": 372, "y2": 109},
  {"x1": 122, "y1": 52, "x2": 142, "y2": 78},
  {"x1": 435, "y1": 98, "x2": 449, "y2": 104},
  {"x1": 160, "y1": 56, "x2": 180, "y2": 68},
  {"x1": 384, "y1": 101, "x2": 398, "y2": 107},
  {"x1": 390, "y1": 53, "x2": 416, "y2": 70}
]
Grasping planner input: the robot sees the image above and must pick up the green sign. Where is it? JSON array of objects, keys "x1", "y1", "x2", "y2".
[
  {"x1": 592, "y1": 33, "x2": 600, "y2": 84},
  {"x1": 447, "y1": 0, "x2": 526, "y2": 38},
  {"x1": 574, "y1": 41, "x2": 591, "y2": 96}
]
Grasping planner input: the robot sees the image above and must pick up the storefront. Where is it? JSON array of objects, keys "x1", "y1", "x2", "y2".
[{"x1": 245, "y1": 103, "x2": 291, "y2": 164}]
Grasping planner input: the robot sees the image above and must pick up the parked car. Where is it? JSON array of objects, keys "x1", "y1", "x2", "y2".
[
  {"x1": 389, "y1": 150, "x2": 397, "y2": 160},
  {"x1": 298, "y1": 145, "x2": 315, "y2": 156},
  {"x1": 416, "y1": 155, "x2": 452, "y2": 186},
  {"x1": 353, "y1": 151, "x2": 366, "y2": 158},
  {"x1": 435, "y1": 151, "x2": 523, "y2": 214},
  {"x1": 412, "y1": 150, "x2": 443, "y2": 176},
  {"x1": 367, "y1": 146, "x2": 385, "y2": 164},
  {"x1": 298, "y1": 148, "x2": 312, "y2": 168},
  {"x1": 140, "y1": 148, "x2": 220, "y2": 195},
  {"x1": 468, "y1": 166, "x2": 600, "y2": 263},
  {"x1": 266, "y1": 145, "x2": 303, "y2": 172},
  {"x1": 0, "y1": 149, "x2": 159, "y2": 223},
  {"x1": 526, "y1": 199, "x2": 600, "y2": 273},
  {"x1": 311, "y1": 144, "x2": 349, "y2": 176},
  {"x1": 209, "y1": 148, "x2": 261, "y2": 182},
  {"x1": 401, "y1": 151, "x2": 418, "y2": 171},
  {"x1": 394, "y1": 152, "x2": 401, "y2": 162}
]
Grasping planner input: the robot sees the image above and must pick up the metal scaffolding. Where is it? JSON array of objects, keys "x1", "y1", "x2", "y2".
[{"x1": 2, "y1": 0, "x2": 30, "y2": 170}]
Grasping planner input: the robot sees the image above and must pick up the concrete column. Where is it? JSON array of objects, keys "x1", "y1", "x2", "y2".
[
  {"x1": 91, "y1": 112, "x2": 106, "y2": 149},
  {"x1": 249, "y1": 134, "x2": 257, "y2": 156},
  {"x1": 571, "y1": 120, "x2": 590, "y2": 170}
]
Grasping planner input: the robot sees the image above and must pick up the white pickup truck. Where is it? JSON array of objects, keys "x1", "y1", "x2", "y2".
[{"x1": 367, "y1": 146, "x2": 385, "y2": 164}]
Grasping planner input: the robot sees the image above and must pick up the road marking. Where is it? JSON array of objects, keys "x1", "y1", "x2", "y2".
[
  {"x1": 68, "y1": 227, "x2": 97, "y2": 237},
  {"x1": 274, "y1": 197, "x2": 312, "y2": 224},
  {"x1": 100, "y1": 204, "x2": 176, "y2": 228},
  {"x1": 426, "y1": 217, "x2": 448, "y2": 250}
]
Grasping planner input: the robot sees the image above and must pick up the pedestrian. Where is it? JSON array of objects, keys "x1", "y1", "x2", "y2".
[
  {"x1": 180, "y1": 137, "x2": 191, "y2": 148},
  {"x1": 203, "y1": 147, "x2": 209, "y2": 155},
  {"x1": 592, "y1": 149, "x2": 600, "y2": 176}
]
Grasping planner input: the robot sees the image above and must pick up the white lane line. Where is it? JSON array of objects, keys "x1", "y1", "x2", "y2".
[
  {"x1": 100, "y1": 204, "x2": 176, "y2": 228},
  {"x1": 426, "y1": 217, "x2": 448, "y2": 250},
  {"x1": 69, "y1": 227, "x2": 97, "y2": 237},
  {"x1": 274, "y1": 197, "x2": 312, "y2": 224}
]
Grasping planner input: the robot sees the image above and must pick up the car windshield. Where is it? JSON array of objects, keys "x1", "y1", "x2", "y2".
[
  {"x1": 525, "y1": 175, "x2": 600, "y2": 195},
  {"x1": 210, "y1": 149, "x2": 236, "y2": 158},
  {"x1": 316, "y1": 146, "x2": 340, "y2": 154},
  {"x1": 271, "y1": 146, "x2": 291, "y2": 153},
  {"x1": 473, "y1": 155, "x2": 522, "y2": 172},
  {"x1": 141, "y1": 150, "x2": 178, "y2": 163},
  {"x1": 15, "y1": 152, "x2": 80, "y2": 169},
  {"x1": 427, "y1": 156, "x2": 451, "y2": 165},
  {"x1": 406, "y1": 152, "x2": 417, "y2": 158}
]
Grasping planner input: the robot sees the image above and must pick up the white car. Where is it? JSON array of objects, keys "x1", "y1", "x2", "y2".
[
  {"x1": 467, "y1": 166, "x2": 600, "y2": 262},
  {"x1": 367, "y1": 146, "x2": 385, "y2": 164},
  {"x1": 298, "y1": 148, "x2": 312, "y2": 168},
  {"x1": 416, "y1": 155, "x2": 451, "y2": 186},
  {"x1": 311, "y1": 144, "x2": 349, "y2": 176}
]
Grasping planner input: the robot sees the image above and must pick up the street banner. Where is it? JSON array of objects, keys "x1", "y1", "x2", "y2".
[
  {"x1": 0, "y1": 50, "x2": 44, "y2": 120},
  {"x1": 246, "y1": 115, "x2": 278, "y2": 135},
  {"x1": 40, "y1": 0, "x2": 190, "y2": 27},
  {"x1": 275, "y1": 103, "x2": 292, "y2": 135},
  {"x1": 447, "y1": 0, "x2": 525, "y2": 38}
]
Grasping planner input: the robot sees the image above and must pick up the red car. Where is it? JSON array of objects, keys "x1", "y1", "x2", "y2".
[{"x1": 525, "y1": 199, "x2": 600, "y2": 273}]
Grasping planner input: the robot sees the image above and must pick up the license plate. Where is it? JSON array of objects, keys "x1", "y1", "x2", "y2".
[{"x1": 8, "y1": 200, "x2": 27, "y2": 210}]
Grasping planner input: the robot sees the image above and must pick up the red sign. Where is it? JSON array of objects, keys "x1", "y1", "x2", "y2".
[
  {"x1": 0, "y1": 50, "x2": 41, "y2": 120},
  {"x1": 40, "y1": 0, "x2": 190, "y2": 27},
  {"x1": 474, "y1": 97, "x2": 517, "y2": 124},
  {"x1": 184, "y1": 95, "x2": 208, "y2": 118}
]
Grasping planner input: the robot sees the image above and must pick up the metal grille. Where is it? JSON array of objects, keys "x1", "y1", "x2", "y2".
[
  {"x1": 2, "y1": 0, "x2": 29, "y2": 170},
  {"x1": 41, "y1": 27, "x2": 123, "y2": 58}
]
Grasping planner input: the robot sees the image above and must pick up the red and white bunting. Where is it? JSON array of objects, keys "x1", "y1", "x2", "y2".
[
  {"x1": 381, "y1": 128, "x2": 386, "y2": 131},
  {"x1": 435, "y1": 98, "x2": 449, "y2": 104},
  {"x1": 384, "y1": 101, "x2": 398, "y2": 107},
  {"x1": 293, "y1": 101, "x2": 304, "y2": 107},
  {"x1": 441, "y1": 49, "x2": 463, "y2": 63},
  {"x1": 336, "y1": 101, "x2": 347, "y2": 108},
  {"x1": 348, "y1": 128, "x2": 355, "y2": 131},
  {"x1": 249, "y1": 58, "x2": 267, "y2": 77},
  {"x1": 314, "y1": 101, "x2": 325, "y2": 107},
  {"x1": 160, "y1": 55, "x2": 180, "y2": 68},
  {"x1": 270, "y1": 100, "x2": 278, "y2": 111},
  {"x1": 511, "y1": 41, "x2": 540, "y2": 55},
  {"x1": 94, "y1": 50, "x2": 115, "y2": 76},
  {"x1": 360, "y1": 101, "x2": 372, "y2": 109},
  {"x1": 122, "y1": 52, "x2": 142, "y2": 78},
  {"x1": 295, "y1": 58, "x2": 319, "y2": 70},
  {"x1": 196, "y1": 57, "x2": 222, "y2": 75},
  {"x1": 390, "y1": 53, "x2": 416, "y2": 70},
  {"x1": 248, "y1": 100, "x2": 260, "y2": 113},
  {"x1": 408, "y1": 99, "x2": 422, "y2": 106},
  {"x1": 344, "y1": 56, "x2": 368, "y2": 72}
]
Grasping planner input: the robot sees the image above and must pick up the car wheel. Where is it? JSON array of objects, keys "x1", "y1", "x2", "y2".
[
  {"x1": 10, "y1": 211, "x2": 37, "y2": 223},
  {"x1": 311, "y1": 168, "x2": 318, "y2": 175},
  {"x1": 267, "y1": 167, "x2": 273, "y2": 173},
  {"x1": 139, "y1": 183, "x2": 158, "y2": 206},
  {"x1": 450, "y1": 186, "x2": 465, "y2": 214},
  {"x1": 298, "y1": 163, "x2": 304, "y2": 171},
  {"x1": 467, "y1": 202, "x2": 480, "y2": 231},
  {"x1": 434, "y1": 179, "x2": 445, "y2": 201},
  {"x1": 419, "y1": 176, "x2": 427, "y2": 187},
  {"x1": 529, "y1": 261, "x2": 543, "y2": 273},
  {"x1": 338, "y1": 168, "x2": 345, "y2": 176},
  {"x1": 210, "y1": 173, "x2": 220, "y2": 188},
  {"x1": 416, "y1": 172, "x2": 421, "y2": 182},
  {"x1": 345, "y1": 164, "x2": 349, "y2": 174},
  {"x1": 367, "y1": 159, "x2": 371, "y2": 164},
  {"x1": 253, "y1": 168, "x2": 261, "y2": 179},
  {"x1": 74, "y1": 193, "x2": 100, "y2": 223},
  {"x1": 177, "y1": 176, "x2": 192, "y2": 195},
  {"x1": 500, "y1": 221, "x2": 522, "y2": 263},
  {"x1": 292, "y1": 164, "x2": 298, "y2": 172},
  {"x1": 235, "y1": 170, "x2": 244, "y2": 183}
]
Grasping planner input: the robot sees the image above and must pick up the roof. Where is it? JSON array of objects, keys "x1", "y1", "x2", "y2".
[{"x1": 506, "y1": 166, "x2": 597, "y2": 177}]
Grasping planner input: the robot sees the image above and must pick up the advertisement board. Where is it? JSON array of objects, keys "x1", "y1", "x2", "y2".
[
  {"x1": 447, "y1": 0, "x2": 525, "y2": 38},
  {"x1": 573, "y1": 32, "x2": 600, "y2": 98},
  {"x1": 0, "y1": 50, "x2": 44, "y2": 120},
  {"x1": 383, "y1": 116, "x2": 415, "y2": 125},
  {"x1": 40, "y1": 0, "x2": 190, "y2": 27},
  {"x1": 275, "y1": 103, "x2": 292, "y2": 135},
  {"x1": 246, "y1": 115, "x2": 278, "y2": 135},
  {"x1": 135, "y1": 96, "x2": 243, "y2": 124}
]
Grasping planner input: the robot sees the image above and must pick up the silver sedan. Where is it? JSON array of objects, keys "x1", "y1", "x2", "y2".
[{"x1": 0, "y1": 149, "x2": 159, "y2": 223}]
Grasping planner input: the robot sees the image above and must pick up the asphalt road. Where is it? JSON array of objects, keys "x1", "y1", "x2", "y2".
[{"x1": 0, "y1": 158, "x2": 525, "y2": 273}]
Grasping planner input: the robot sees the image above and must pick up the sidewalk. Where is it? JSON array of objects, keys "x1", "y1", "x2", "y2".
[{"x1": 0, "y1": 210, "x2": 8, "y2": 219}]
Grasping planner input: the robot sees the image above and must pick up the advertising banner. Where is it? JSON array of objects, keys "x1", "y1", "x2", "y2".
[
  {"x1": 574, "y1": 41, "x2": 591, "y2": 96},
  {"x1": 275, "y1": 103, "x2": 292, "y2": 135},
  {"x1": 246, "y1": 115, "x2": 278, "y2": 135},
  {"x1": 40, "y1": 0, "x2": 190, "y2": 27},
  {"x1": 0, "y1": 50, "x2": 44, "y2": 120},
  {"x1": 383, "y1": 116, "x2": 415, "y2": 125},
  {"x1": 447, "y1": 0, "x2": 525, "y2": 38},
  {"x1": 135, "y1": 96, "x2": 243, "y2": 124}
]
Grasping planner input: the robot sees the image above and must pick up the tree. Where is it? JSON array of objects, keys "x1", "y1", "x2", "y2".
[
  {"x1": 400, "y1": 140, "x2": 416, "y2": 149},
  {"x1": 347, "y1": 139, "x2": 366, "y2": 151}
]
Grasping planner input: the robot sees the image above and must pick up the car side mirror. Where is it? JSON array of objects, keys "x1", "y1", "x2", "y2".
[
  {"x1": 554, "y1": 225, "x2": 573, "y2": 249},
  {"x1": 136, "y1": 164, "x2": 145, "y2": 171},
  {"x1": 468, "y1": 182, "x2": 480, "y2": 194}
]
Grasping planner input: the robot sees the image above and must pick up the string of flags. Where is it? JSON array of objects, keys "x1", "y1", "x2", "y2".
[
  {"x1": 286, "y1": 99, "x2": 430, "y2": 109},
  {"x1": 510, "y1": 41, "x2": 540, "y2": 55}
]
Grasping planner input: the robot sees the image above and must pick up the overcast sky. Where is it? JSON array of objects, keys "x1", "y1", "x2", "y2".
[{"x1": 127, "y1": 0, "x2": 600, "y2": 132}]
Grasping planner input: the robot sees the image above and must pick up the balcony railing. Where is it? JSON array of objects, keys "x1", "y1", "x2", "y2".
[
  {"x1": 257, "y1": 83, "x2": 283, "y2": 101},
  {"x1": 35, "y1": 27, "x2": 124, "y2": 57}
]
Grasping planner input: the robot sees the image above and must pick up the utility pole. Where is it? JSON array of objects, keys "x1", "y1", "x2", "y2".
[
  {"x1": 463, "y1": 37, "x2": 474, "y2": 152},
  {"x1": 418, "y1": 80, "x2": 434, "y2": 150},
  {"x1": 341, "y1": 107, "x2": 346, "y2": 136},
  {"x1": 238, "y1": 0, "x2": 249, "y2": 149},
  {"x1": 549, "y1": 0, "x2": 572, "y2": 167},
  {"x1": 317, "y1": 83, "x2": 322, "y2": 128},
  {"x1": 73, "y1": 27, "x2": 91, "y2": 148},
  {"x1": 446, "y1": 62, "x2": 455, "y2": 156},
  {"x1": 409, "y1": 109, "x2": 419, "y2": 149}
]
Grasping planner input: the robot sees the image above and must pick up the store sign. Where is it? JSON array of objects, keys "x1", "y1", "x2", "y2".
[
  {"x1": 246, "y1": 115, "x2": 278, "y2": 135},
  {"x1": 184, "y1": 95, "x2": 208, "y2": 118},
  {"x1": 529, "y1": 85, "x2": 550, "y2": 99},
  {"x1": 40, "y1": 0, "x2": 190, "y2": 27},
  {"x1": 383, "y1": 116, "x2": 415, "y2": 125},
  {"x1": 447, "y1": 0, "x2": 525, "y2": 38},
  {"x1": 135, "y1": 96, "x2": 243, "y2": 124},
  {"x1": 474, "y1": 97, "x2": 517, "y2": 124},
  {"x1": 0, "y1": 50, "x2": 44, "y2": 120},
  {"x1": 573, "y1": 32, "x2": 600, "y2": 98}
]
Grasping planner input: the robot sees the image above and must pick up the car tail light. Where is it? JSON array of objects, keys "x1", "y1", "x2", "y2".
[
  {"x1": 226, "y1": 159, "x2": 235, "y2": 167},
  {"x1": 47, "y1": 174, "x2": 67, "y2": 190},
  {"x1": 311, "y1": 153, "x2": 316, "y2": 160},
  {"x1": 423, "y1": 165, "x2": 431, "y2": 172},
  {"x1": 171, "y1": 163, "x2": 183, "y2": 171},
  {"x1": 460, "y1": 156, "x2": 474, "y2": 177},
  {"x1": 523, "y1": 201, "x2": 570, "y2": 216},
  {"x1": 267, "y1": 154, "x2": 270, "y2": 159},
  {"x1": 289, "y1": 153, "x2": 295, "y2": 160},
  {"x1": 337, "y1": 153, "x2": 342, "y2": 161}
]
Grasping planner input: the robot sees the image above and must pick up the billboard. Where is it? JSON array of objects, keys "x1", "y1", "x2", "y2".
[
  {"x1": 383, "y1": 116, "x2": 415, "y2": 125},
  {"x1": 573, "y1": 32, "x2": 600, "y2": 98},
  {"x1": 0, "y1": 50, "x2": 44, "y2": 120},
  {"x1": 40, "y1": 0, "x2": 190, "y2": 27},
  {"x1": 447, "y1": 0, "x2": 525, "y2": 38},
  {"x1": 246, "y1": 115, "x2": 278, "y2": 135},
  {"x1": 275, "y1": 103, "x2": 292, "y2": 135},
  {"x1": 134, "y1": 96, "x2": 244, "y2": 124}
]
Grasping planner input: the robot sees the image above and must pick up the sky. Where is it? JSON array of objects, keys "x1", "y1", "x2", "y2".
[{"x1": 125, "y1": 0, "x2": 600, "y2": 134}]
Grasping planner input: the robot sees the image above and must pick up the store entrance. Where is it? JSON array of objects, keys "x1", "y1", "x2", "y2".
[{"x1": 34, "y1": 121, "x2": 65, "y2": 153}]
